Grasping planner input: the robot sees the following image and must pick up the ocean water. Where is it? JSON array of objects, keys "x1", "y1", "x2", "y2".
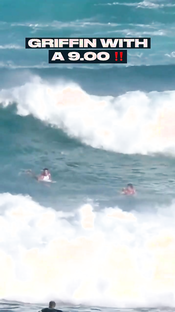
[{"x1": 0, "y1": 0, "x2": 175, "y2": 311}]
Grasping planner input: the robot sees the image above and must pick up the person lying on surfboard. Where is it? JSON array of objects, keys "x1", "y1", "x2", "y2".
[
  {"x1": 25, "y1": 168, "x2": 52, "y2": 182},
  {"x1": 121, "y1": 183, "x2": 136, "y2": 195},
  {"x1": 37, "y1": 168, "x2": 52, "y2": 182}
]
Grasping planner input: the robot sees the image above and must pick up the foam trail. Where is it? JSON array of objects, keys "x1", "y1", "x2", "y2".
[
  {"x1": 0, "y1": 45, "x2": 23, "y2": 49},
  {"x1": 0, "y1": 193, "x2": 175, "y2": 306},
  {"x1": 1, "y1": 77, "x2": 175, "y2": 155},
  {"x1": 102, "y1": 1, "x2": 175, "y2": 9}
]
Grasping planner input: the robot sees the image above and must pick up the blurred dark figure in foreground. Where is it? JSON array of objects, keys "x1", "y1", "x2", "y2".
[{"x1": 40, "y1": 301, "x2": 62, "y2": 312}]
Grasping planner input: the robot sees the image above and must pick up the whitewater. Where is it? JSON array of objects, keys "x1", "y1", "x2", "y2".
[
  {"x1": 0, "y1": 192, "x2": 175, "y2": 308},
  {"x1": 1, "y1": 77, "x2": 175, "y2": 155},
  {"x1": 0, "y1": 0, "x2": 175, "y2": 311}
]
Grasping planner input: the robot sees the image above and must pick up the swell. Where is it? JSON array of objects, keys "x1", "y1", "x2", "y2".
[
  {"x1": 0, "y1": 65, "x2": 175, "y2": 96},
  {"x1": 1, "y1": 75, "x2": 175, "y2": 156}
]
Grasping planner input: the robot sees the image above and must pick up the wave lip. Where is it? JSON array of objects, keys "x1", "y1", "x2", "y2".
[{"x1": 1, "y1": 77, "x2": 175, "y2": 155}]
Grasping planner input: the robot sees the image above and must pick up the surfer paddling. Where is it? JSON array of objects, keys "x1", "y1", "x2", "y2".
[
  {"x1": 121, "y1": 183, "x2": 136, "y2": 195},
  {"x1": 25, "y1": 168, "x2": 52, "y2": 182},
  {"x1": 38, "y1": 168, "x2": 52, "y2": 182}
]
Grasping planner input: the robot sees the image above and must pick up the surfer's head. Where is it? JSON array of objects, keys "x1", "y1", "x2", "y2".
[
  {"x1": 127, "y1": 183, "x2": 133, "y2": 189},
  {"x1": 43, "y1": 168, "x2": 49, "y2": 175},
  {"x1": 49, "y1": 301, "x2": 56, "y2": 309}
]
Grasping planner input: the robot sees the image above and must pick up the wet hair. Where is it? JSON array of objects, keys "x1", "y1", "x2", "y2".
[
  {"x1": 49, "y1": 301, "x2": 56, "y2": 309},
  {"x1": 127, "y1": 183, "x2": 133, "y2": 188},
  {"x1": 43, "y1": 168, "x2": 49, "y2": 171}
]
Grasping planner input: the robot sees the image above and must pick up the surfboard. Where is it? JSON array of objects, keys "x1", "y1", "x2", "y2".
[
  {"x1": 19, "y1": 169, "x2": 56, "y2": 183},
  {"x1": 41, "y1": 180, "x2": 57, "y2": 184}
]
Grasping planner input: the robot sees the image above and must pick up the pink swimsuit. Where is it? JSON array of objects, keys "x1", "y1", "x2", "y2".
[{"x1": 123, "y1": 189, "x2": 135, "y2": 195}]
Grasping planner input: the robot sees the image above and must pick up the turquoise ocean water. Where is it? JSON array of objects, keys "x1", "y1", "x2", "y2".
[{"x1": 0, "y1": 0, "x2": 175, "y2": 311}]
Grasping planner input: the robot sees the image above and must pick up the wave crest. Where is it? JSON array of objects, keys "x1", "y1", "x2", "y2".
[{"x1": 1, "y1": 77, "x2": 175, "y2": 155}]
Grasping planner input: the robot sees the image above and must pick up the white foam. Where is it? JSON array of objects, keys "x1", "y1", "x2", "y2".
[
  {"x1": 1, "y1": 77, "x2": 175, "y2": 155},
  {"x1": 100, "y1": 1, "x2": 175, "y2": 9},
  {"x1": 0, "y1": 45, "x2": 23, "y2": 50},
  {"x1": 10, "y1": 20, "x2": 112, "y2": 30},
  {"x1": 0, "y1": 192, "x2": 175, "y2": 306}
]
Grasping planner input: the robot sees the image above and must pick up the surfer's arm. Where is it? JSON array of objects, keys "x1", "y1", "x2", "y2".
[
  {"x1": 26, "y1": 170, "x2": 37, "y2": 179},
  {"x1": 121, "y1": 188, "x2": 127, "y2": 194},
  {"x1": 37, "y1": 175, "x2": 43, "y2": 181}
]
